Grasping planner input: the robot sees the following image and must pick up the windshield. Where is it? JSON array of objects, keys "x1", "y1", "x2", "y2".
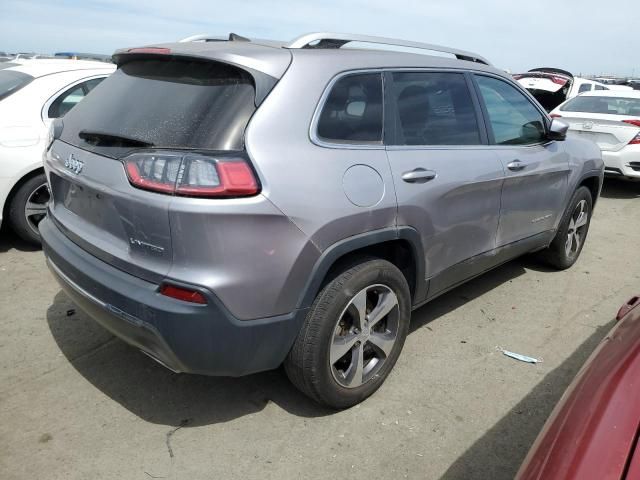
[
  {"x1": 560, "y1": 95, "x2": 640, "y2": 116},
  {"x1": 0, "y1": 70, "x2": 34, "y2": 101},
  {"x1": 60, "y1": 58, "x2": 257, "y2": 156}
]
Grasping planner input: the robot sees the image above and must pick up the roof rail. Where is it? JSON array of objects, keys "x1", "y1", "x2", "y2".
[
  {"x1": 285, "y1": 32, "x2": 491, "y2": 65},
  {"x1": 179, "y1": 33, "x2": 250, "y2": 43}
]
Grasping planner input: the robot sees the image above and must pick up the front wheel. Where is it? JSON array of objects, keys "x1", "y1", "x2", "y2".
[
  {"x1": 285, "y1": 258, "x2": 411, "y2": 409},
  {"x1": 540, "y1": 186, "x2": 593, "y2": 270}
]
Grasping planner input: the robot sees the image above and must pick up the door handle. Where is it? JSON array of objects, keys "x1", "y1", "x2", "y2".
[
  {"x1": 402, "y1": 168, "x2": 437, "y2": 183},
  {"x1": 507, "y1": 160, "x2": 526, "y2": 171}
]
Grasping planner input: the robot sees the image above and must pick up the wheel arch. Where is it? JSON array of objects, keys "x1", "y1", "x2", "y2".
[
  {"x1": 578, "y1": 174, "x2": 602, "y2": 208},
  {"x1": 296, "y1": 227, "x2": 427, "y2": 310}
]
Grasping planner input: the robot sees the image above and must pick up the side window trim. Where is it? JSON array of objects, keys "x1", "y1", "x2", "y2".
[
  {"x1": 471, "y1": 73, "x2": 551, "y2": 147},
  {"x1": 310, "y1": 69, "x2": 385, "y2": 150},
  {"x1": 384, "y1": 69, "x2": 489, "y2": 149}
]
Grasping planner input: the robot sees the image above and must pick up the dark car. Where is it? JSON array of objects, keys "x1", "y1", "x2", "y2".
[{"x1": 516, "y1": 295, "x2": 640, "y2": 479}]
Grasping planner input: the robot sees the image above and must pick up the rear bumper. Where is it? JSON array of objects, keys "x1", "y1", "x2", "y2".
[
  {"x1": 40, "y1": 216, "x2": 307, "y2": 377},
  {"x1": 602, "y1": 146, "x2": 640, "y2": 179}
]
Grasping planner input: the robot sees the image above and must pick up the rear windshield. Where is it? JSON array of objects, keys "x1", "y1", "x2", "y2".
[
  {"x1": 60, "y1": 58, "x2": 256, "y2": 156},
  {"x1": 560, "y1": 96, "x2": 640, "y2": 116},
  {"x1": 0, "y1": 70, "x2": 34, "y2": 101}
]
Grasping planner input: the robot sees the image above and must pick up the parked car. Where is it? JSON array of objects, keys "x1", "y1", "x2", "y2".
[
  {"x1": 514, "y1": 68, "x2": 609, "y2": 111},
  {"x1": 550, "y1": 91, "x2": 640, "y2": 180},
  {"x1": 516, "y1": 294, "x2": 640, "y2": 479},
  {"x1": 0, "y1": 59, "x2": 115, "y2": 244},
  {"x1": 628, "y1": 79, "x2": 640, "y2": 91},
  {"x1": 40, "y1": 33, "x2": 603, "y2": 408}
]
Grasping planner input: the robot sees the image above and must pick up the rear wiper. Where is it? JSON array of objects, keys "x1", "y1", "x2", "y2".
[{"x1": 78, "y1": 130, "x2": 154, "y2": 148}]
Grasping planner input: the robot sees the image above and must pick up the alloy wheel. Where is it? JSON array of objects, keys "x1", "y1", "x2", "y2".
[
  {"x1": 565, "y1": 199, "x2": 589, "y2": 258},
  {"x1": 330, "y1": 284, "x2": 400, "y2": 388},
  {"x1": 23, "y1": 183, "x2": 49, "y2": 237}
]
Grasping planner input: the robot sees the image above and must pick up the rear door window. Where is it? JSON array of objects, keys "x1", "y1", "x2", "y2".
[
  {"x1": 316, "y1": 73, "x2": 383, "y2": 144},
  {"x1": 0, "y1": 70, "x2": 34, "y2": 101},
  {"x1": 578, "y1": 83, "x2": 592, "y2": 93},
  {"x1": 60, "y1": 58, "x2": 257, "y2": 156},
  {"x1": 475, "y1": 75, "x2": 547, "y2": 145},
  {"x1": 388, "y1": 71, "x2": 481, "y2": 146}
]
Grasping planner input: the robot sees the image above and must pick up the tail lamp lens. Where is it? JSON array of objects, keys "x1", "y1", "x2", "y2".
[
  {"x1": 160, "y1": 284, "x2": 207, "y2": 304},
  {"x1": 623, "y1": 120, "x2": 640, "y2": 145},
  {"x1": 124, "y1": 151, "x2": 259, "y2": 198}
]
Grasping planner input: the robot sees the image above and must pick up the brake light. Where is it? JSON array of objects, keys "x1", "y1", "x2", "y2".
[
  {"x1": 550, "y1": 76, "x2": 568, "y2": 86},
  {"x1": 550, "y1": 114, "x2": 562, "y2": 118},
  {"x1": 124, "y1": 151, "x2": 259, "y2": 198},
  {"x1": 512, "y1": 74, "x2": 524, "y2": 80},
  {"x1": 623, "y1": 120, "x2": 640, "y2": 145},
  {"x1": 160, "y1": 284, "x2": 207, "y2": 304},
  {"x1": 127, "y1": 47, "x2": 171, "y2": 55}
]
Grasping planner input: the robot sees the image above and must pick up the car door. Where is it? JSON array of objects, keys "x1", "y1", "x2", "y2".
[
  {"x1": 473, "y1": 74, "x2": 570, "y2": 247},
  {"x1": 385, "y1": 71, "x2": 505, "y2": 298}
]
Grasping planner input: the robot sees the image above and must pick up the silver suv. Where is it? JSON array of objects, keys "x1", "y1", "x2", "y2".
[{"x1": 40, "y1": 33, "x2": 604, "y2": 408}]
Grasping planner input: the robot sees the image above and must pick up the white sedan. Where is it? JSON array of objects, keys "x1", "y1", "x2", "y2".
[
  {"x1": 0, "y1": 59, "x2": 115, "y2": 244},
  {"x1": 550, "y1": 91, "x2": 640, "y2": 180}
]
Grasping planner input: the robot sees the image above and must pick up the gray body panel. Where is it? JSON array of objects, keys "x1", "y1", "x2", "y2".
[{"x1": 41, "y1": 36, "x2": 604, "y2": 376}]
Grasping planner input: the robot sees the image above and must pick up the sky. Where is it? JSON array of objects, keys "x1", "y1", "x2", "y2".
[{"x1": 1, "y1": 0, "x2": 638, "y2": 77}]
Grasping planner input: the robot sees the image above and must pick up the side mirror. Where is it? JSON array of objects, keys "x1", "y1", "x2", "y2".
[{"x1": 548, "y1": 118, "x2": 569, "y2": 141}]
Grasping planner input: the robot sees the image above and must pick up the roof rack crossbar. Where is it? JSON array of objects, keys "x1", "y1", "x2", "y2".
[{"x1": 285, "y1": 32, "x2": 491, "y2": 65}]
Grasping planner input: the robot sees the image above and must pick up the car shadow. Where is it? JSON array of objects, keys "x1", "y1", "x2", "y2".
[
  {"x1": 0, "y1": 225, "x2": 41, "y2": 253},
  {"x1": 439, "y1": 318, "x2": 615, "y2": 480},
  {"x1": 600, "y1": 178, "x2": 640, "y2": 199},
  {"x1": 47, "y1": 258, "x2": 535, "y2": 427}
]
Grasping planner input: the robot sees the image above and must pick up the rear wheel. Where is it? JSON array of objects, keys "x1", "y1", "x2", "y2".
[
  {"x1": 8, "y1": 173, "x2": 49, "y2": 246},
  {"x1": 285, "y1": 258, "x2": 411, "y2": 409},
  {"x1": 540, "y1": 186, "x2": 593, "y2": 270}
]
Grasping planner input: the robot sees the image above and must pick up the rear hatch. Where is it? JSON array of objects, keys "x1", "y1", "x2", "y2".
[
  {"x1": 555, "y1": 95, "x2": 640, "y2": 151},
  {"x1": 515, "y1": 68, "x2": 573, "y2": 111},
  {"x1": 46, "y1": 53, "x2": 278, "y2": 282}
]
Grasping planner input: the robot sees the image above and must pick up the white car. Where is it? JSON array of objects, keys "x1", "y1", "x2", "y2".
[
  {"x1": 550, "y1": 91, "x2": 640, "y2": 180},
  {"x1": 514, "y1": 68, "x2": 609, "y2": 112},
  {"x1": 0, "y1": 59, "x2": 115, "y2": 244}
]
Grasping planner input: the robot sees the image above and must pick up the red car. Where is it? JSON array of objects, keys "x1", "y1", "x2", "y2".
[{"x1": 517, "y1": 295, "x2": 640, "y2": 479}]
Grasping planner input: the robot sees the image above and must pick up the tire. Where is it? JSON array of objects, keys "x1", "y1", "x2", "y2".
[
  {"x1": 540, "y1": 186, "x2": 593, "y2": 270},
  {"x1": 285, "y1": 258, "x2": 411, "y2": 409},
  {"x1": 8, "y1": 173, "x2": 49, "y2": 246}
]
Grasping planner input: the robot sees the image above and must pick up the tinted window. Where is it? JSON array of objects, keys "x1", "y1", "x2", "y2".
[
  {"x1": 83, "y1": 77, "x2": 104, "y2": 93},
  {"x1": 61, "y1": 59, "x2": 256, "y2": 156},
  {"x1": 390, "y1": 72, "x2": 480, "y2": 145},
  {"x1": 317, "y1": 73, "x2": 383, "y2": 144},
  {"x1": 0, "y1": 70, "x2": 33, "y2": 101},
  {"x1": 578, "y1": 83, "x2": 592, "y2": 93},
  {"x1": 476, "y1": 76, "x2": 547, "y2": 145},
  {"x1": 560, "y1": 95, "x2": 640, "y2": 115},
  {"x1": 594, "y1": 84, "x2": 607, "y2": 91}
]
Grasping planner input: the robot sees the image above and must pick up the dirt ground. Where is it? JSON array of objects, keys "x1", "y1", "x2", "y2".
[{"x1": 1, "y1": 178, "x2": 639, "y2": 480}]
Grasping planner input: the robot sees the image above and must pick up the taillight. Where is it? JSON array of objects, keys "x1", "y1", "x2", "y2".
[
  {"x1": 623, "y1": 120, "x2": 640, "y2": 145},
  {"x1": 513, "y1": 74, "x2": 524, "y2": 80},
  {"x1": 127, "y1": 47, "x2": 171, "y2": 55},
  {"x1": 123, "y1": 151, "x2": 259, "y2": 198},
  {"x1": 550, "y1": 114, "x2": 562, "y2": 118},
  {"x1": 550, "y1": 76, "x2": 568, "y2": 86},
  {"x1": 160, "y1": 284, "x2": 207, "y2": 304}
]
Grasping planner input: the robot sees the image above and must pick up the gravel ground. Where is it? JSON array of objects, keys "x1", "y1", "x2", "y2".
[{"x1": 1, "y1": 178, "x2": 639, "y2": 480}]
